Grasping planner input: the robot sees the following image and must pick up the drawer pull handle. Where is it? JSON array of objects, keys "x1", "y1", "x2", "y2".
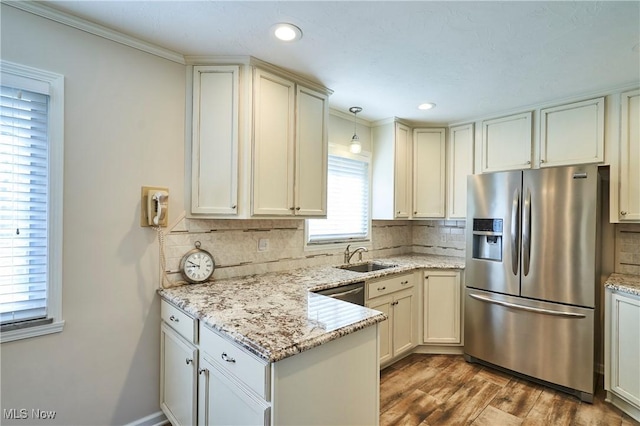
[
  {"x1": 199, "y1": 368, "x2": 207, "y2": 375},
  {"x1": 221, "y1": 352, "x2": 236, "y2": 363},
  {"x1": 169, "y1": 315, "x2": 179, "y2": 322},
  {"x1": 377, "y1": 286, "x2": 386, "y2": 291},
  {"x1": 185, "y1": 358, "x2": 193, "y2": 365},
  {"x1": 401, "y1": 280, "x2": 409, "y2": 285}
]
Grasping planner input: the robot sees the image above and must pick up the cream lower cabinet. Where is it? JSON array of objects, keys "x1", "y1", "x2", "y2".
[
  {"x1": 161, "y1": 300, "x2": 379, "y2": 426},
  {"x1": 366, "y1": 273, "x2": 418, "y2": 367},
  {"x1": 605, "y1": 288, "x2": 640, "y2": 422},
  {"x1": 160, "y1": 303, "x2": 199, "y2": 426},
  {"x1": 422, "y1": 270, "x2": 462, "y2": 345}
]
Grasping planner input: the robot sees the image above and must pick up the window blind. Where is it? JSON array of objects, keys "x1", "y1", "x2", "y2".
[
  {"x1": 308, "y1": 154, "x2": 369, "y2": 243},
  {"x1": 0, "y1": 85, "x2": 49, "y2": 325}
]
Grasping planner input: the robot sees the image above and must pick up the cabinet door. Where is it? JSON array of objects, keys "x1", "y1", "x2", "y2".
[
  {"x1": 539, "y1": 97, "x2": 604, "y2": 168},
  {"x1": 367, "y1": 296, "x2": 392, "y2": 365},
  {"x1": 448, "y1": 124, "x2": 474, "y2": 219},
  {"x1": 482, "y1": 112, "x2": 532, "y2": 172},
  {"x1": 609, "y1": 292, "x2": 640, "y2": 407},
  {"x1": 252, "y1": 69, "x2": 295, "y2": 216},
  {"x1": 191, "y1": 65, "x2": 239, "y2": 215},
  {"x1": 295, "y1": 86, "x2": 328, "y2": 216},
  {"x1": 423, "y1": 272, "x2": 461, "y2": 344},
  {"x1": 200, "y1": 356, "x2": 271, "y2": 426},
  {"x1": 619, "y1": 89, "x2": 640, "y2": 221},
  {"x1": 413, "y1": 128, "x2": 446, "y2": 218},
  {"x1": 161, "y1": 323, "x2": 197, "y2": 426},
  {"x1": 392, "y1": 288, "x2": 417, "y2": 355},
  {"x1": 394, "y1": 123, "x2": 412, "y2": 218}
]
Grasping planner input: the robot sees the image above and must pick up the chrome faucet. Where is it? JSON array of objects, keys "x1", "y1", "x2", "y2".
[{"x1": 344, "y1": 244, "x2": 368, "y2": 264}]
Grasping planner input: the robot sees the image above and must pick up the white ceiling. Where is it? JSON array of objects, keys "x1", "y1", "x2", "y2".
[{"x1": 44, "y1": 1, "x2": 640, "y2": 124}]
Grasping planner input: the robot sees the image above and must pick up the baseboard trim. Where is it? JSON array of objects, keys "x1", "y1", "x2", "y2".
[
  {"x1": 124, "y1": 411, "x2": 169, "y2": 426},
  {"x1": 413, "y1": 345, "x2": 464, "y2": 355},
  {"x1": 605, "y1": 391, "x2": 640, "y2": 422}
]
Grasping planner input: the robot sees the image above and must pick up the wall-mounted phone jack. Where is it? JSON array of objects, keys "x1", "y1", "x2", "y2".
[{"x1": 141, "y1": 186, "x2": 169, "y2": 227}]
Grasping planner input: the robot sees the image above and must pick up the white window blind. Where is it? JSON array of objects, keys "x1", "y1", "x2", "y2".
[
  {"x1": 0, "y1": 85, "x2": 50, "y2": 326},
  {"x1": 308, "y1": 154, "x2": 370, "y2": 244}
]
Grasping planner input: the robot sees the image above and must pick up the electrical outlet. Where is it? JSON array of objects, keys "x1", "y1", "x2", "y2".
[{"x1": 258, "y1": 238, "x2": 269, "y2": 252}]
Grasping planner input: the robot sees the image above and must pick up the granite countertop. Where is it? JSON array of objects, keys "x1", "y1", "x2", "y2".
[
  {"x1": 604, "y1": 273, "x2": 640, "y2": 297},
  {"x1": 158, "y1": 254, "x2": 464, "y2": 363}
]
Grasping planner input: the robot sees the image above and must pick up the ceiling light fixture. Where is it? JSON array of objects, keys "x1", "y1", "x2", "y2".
[
  {"x1": 272, "y1": 23, "x2": 303, "y2": 42},
  {"x1": 418, "y1": 103, "x2": 436, "y2": 110},
  {"x1": 349, "y1": 106, "x2": 363, "y2": 154}
]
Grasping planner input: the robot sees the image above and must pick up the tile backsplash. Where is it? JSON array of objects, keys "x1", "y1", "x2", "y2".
[
  {"x1": 615, "y1": 223, "x2": 640, "y2": 275},
  {"x1": 159, "y1": 217, "x2": 638, "y2": 286},
  {"x1": 161, "y1": 218, "x2": 465, "y2": 285}
]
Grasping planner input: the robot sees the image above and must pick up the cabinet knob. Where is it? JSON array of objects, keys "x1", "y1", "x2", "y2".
[
  {"x1": 526, "y1": 160, "x2": 531, "y2": 165},
  {"x1": 540, "y1": 159, "x2": 545, "y2": 163},
  {"x1": 221, "y1": 352, "x2": 236, "y2": 363},
  {"x1": 396, "y1": 211, "x2": 401, "y2": 215},
  {"x1": 295, "y1": 207, "x2": 301, "y2": 211},
  {"x1": 185, "y1": 358, "x2": 193, "y2": 365},
  {"x1": 414, "y1": 211, "x2": 417, "y2": 215},
  {"x1": 231, "y1": 204, "x2": 237, "y2": 209},
  {"x1": 621, "y1": 211, "x2": 628, "y2": 216},
  {"x1": 169, "y1": 315, "x2": 179, "y2": 322},
  {"x1": 198, "y1": 368, "x2": 207, "y2": 375},
  {"x1": 289, "y1": 207, "x2": 295, "y2": 211}
]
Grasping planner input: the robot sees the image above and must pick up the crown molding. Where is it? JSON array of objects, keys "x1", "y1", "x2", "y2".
[{"x1": 4, "y1": 1, "x2": 186, "y2": 65}]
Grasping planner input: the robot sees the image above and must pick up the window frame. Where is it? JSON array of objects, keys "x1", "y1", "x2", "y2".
[
  {"x1": 305, "y1": 143, "x2": 372, "y2": 251},
  {"x1": 1, "y1": 61, "x2": 65, "y2": 343}
]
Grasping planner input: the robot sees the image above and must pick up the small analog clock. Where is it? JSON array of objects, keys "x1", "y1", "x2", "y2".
[{"x1": 179, "y1": 241, "x2": 215, "y2": 284}]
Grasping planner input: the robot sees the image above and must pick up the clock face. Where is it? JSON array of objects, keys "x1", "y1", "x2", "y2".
[{"x1": 181, "y1": 250, "x2": 215, "y2": 283}]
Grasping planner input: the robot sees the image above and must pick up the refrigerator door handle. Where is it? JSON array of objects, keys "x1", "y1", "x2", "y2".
[
  {"x1": 511, "y1": 188, "x2": 520, "y2": 276},
  {"x1": 522, "y1": 188, "x2": 532, "y2": 276},
  {"x1": 469, "y1": 293, "x2": 586, "y2": 318}
]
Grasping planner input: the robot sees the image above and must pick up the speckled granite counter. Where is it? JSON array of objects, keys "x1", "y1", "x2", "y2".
[
  {"x1": 158, "y1": 254, "x2": 464, "y2": 363},
  {"x1": 605, "y1": 273, "x2": 640, "y2": 297}
]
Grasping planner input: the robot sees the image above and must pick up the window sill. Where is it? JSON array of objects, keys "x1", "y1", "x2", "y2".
[{"x1": 0, "y1": 320, "x2": 65, "y2": 343}]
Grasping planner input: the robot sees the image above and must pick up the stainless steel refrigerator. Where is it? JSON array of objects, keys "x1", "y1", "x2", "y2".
[{"x1": 464, "y1": 165, "x2": 600, "y2": 402}]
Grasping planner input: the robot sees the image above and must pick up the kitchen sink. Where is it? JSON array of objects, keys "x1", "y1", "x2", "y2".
[{"x1": 337, "y1": 262, "x2": 398, "y2": 273}]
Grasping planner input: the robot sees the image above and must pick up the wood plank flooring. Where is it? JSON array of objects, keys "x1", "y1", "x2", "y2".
[{"x1": 380, "y1": 354, "x2": 639, "y2": 426}]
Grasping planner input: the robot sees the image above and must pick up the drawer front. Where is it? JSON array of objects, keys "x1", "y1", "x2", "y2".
[
  {"x1": 367, "y1": 273, "x2": 414, "y2": 300},
  {"x1": 200, "y1": 323, "x2": 270, "y2": 400},
  {"x1": 161, "y1": 300, "x2": 197, "y2": 343}
]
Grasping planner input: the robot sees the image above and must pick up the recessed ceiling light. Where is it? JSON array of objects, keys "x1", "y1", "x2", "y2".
[
  {"x1": 272, "y1": 23, "x2": 303, "y2": 42},
  {"x1": 418, "y1": 103, "x2": 436, "y2": 110}
]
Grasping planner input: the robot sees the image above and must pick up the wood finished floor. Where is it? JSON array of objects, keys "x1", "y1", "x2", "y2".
[{"x1": 380, "y1": 354, "x2": 639, "y2": 426}]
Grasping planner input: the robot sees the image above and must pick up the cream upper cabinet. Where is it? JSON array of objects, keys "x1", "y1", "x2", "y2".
[
  {"x1": 539, "y1": 97, "x2": 604, "y2": 168},
  {"x1": 188, "y1": 58, "x2": 330, "y2": 219},
  {"x1": 447, "y1": 124, "x2": 474, "y2": 219},
  {"x1": 372, "y1": 120, "x2": 412, "y2": 219},
  {"x1": 294, "y1": 86, "x2": 328, "y2": 216},
  {"x1": 413, "y1": 128, "x2": 446, "y2": 218},
  {"x1": 252, "y1": 68, "x2": 328, "y2": 217},
  {"x1": 618, "y1": 89, "x2": 640, "y2": 221},
  {"x1": 481, "y1": 112, "x2": 533, "y2": 173},
  {"x1": 191, "y1": 65, "x2": 240, "y2": 215},
  {"x1": 252, "y1": 69, "x2": 296, "y2": 216}
]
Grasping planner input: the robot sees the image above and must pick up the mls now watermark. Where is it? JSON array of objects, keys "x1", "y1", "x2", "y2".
[{"x1": 4, "y1": 409, "x2": 57, "y2": 420}]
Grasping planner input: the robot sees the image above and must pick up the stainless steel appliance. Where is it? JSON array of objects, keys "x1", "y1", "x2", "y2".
[
  {"x1": 313, "y1": 282, "x2": 365, "y2": 306},
  {"x1": 464, "y1": 165, "x2": 600, "y2": 402}
]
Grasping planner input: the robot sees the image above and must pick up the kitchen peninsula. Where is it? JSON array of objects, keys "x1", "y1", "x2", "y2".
[{"x1": 158, "y1": 254, "x2": 463, "y2": 425}]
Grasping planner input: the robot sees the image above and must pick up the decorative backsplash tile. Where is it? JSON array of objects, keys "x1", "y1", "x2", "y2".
[
  {"x1": 161, "y1": 218, "x2": 464, "y2": 284},
  {"x1": 616, "y1": 223, "x2": 640, "y2": 275}
]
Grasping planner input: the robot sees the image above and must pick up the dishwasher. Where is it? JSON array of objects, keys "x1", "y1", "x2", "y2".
[{"x1": 313, "y1": 282, "x2": 365, "y2": 306}]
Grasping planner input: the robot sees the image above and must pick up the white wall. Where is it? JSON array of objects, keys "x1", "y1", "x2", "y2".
[{"x1": 0, "y1": 5, "x2": 186, "y2": 425}]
